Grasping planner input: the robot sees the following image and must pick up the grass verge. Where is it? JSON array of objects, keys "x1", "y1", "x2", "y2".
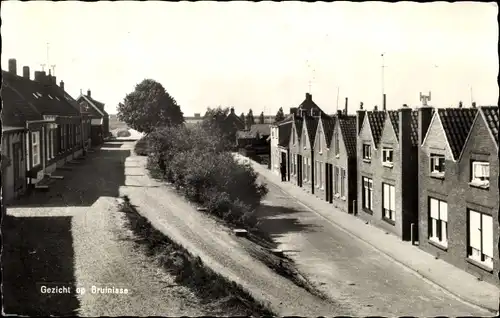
[{"x1": 118, "y1": 195, "x2": 275, "y2": 317}]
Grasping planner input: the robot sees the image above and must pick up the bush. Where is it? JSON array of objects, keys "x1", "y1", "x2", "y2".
[
  {"x1": 144, "y1": 123, "x2": 268, "y2": 230},
  {"x1": 135, "y1": 135, "x2": 151, "y2": 156},
  {"x1": 116, "y1": 129, "x2": 131, "y2": 137}
]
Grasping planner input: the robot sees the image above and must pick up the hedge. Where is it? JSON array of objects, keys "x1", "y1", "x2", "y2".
[{"x1": 145, "y1": 123, "x2": 268, "y2": 229}]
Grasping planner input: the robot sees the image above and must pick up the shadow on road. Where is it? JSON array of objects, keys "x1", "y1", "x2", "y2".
[
  {"x1": 2, "y1": 215, "x2": 80, "y2": 316},
  {"x1": 9, "y1": 146, "x2": 130, "y2": 208}
]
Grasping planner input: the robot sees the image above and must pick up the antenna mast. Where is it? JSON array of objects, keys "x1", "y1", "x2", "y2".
[
  {"x1": 46, "y1": 42, "x2": 56, "y2": 75},
  {"x1": 336, "y1": 86, "x2": 340, "y2": 112}
]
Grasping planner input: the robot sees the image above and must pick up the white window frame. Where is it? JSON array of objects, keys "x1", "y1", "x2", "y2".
[
  {"x1": 362, "y1": 177, "x2": 373, "y2": 210},
  {"x1": 319, "y1": 162, "x2": 323, "y2": 189},
  {"x1": 382, "y1": 183, "x2": 396, "y2": 222},
  {"x1": 430, "y1": 154, "x2": 445, "y2": 175},
  {"x1": 468, "y1": 210, "x2": 493, "y2": 270},
  {"x1": 334, "y1": 166, "x2": 339, "y2": 195},
  {"x1": 340, "y1": 168, "x2": 346, "y2": 198},
  {"x1": 382, "y1": 147, "x2": 394, "y2": 167},
  {"x1": 363, "y1": 144, "x2": 371, "y2": 160},
  {"x1": 31, "y1": 131, "x2": 40, "y2": 167},
  {"x1": 470, "y1": 161, "x2": 490, "y2": 188},
  {"x1": 429, "y1": 198, "x2": 448, "y2": 247}
]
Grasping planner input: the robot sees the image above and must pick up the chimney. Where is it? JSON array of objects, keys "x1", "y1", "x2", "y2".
[
  {"x1": 8, "y1": 59, "x2": 17, "y2": 74},
  {"x1": 305, "y1": 93, "x2": 312, "y2": 101},
  {"x1": 60, "y1": 80, "x2": 65, "y2": 91},
  {"x1": 374, "y1": 105, "x2": 378, "y2": 111},
  {"x1": 230, "y1": 107, "x2": 235, "y2": 114},
  {"x1": 418, "y1": 105, "x2": 434, "y2": 146},
  {"x1": 22, "y1": 66, "x2": 30, "y2": 79},
  {"x1": 472, "y1": 102, "x2": 476, "y2": 108},
  {"x1": 34, "y1": 71, "x2": 45, "y2": 82},
  {"x1": 87, "y1": 89, "x2": 91, "y2": 98},
  {"x1": 337, "y1": 110, "x2": 343, "y2": 118},
  {"x1": 383, "y1": 94, "x2": 387, "y2": 111},
  {"x1": 51, "y1": 76, "x2": 57, "y2": 85},
  {"x1": 458, "y1": 101, "x2": 463, "y2": 108},
  {"x1": 344, "y1": 97, "x2": 348, "y2": 115},
  {"x1": 289, "y1": 107, "x2": 297, "y2": 115}
]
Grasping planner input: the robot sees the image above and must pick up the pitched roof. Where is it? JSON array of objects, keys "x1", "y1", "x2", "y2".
[
  {"x1": 304, "y1": 116, "x2": 319, "y2": 145},
  {"x1": 78, "y1": 95, "x2": 107, "y2": 117},
  {"x1": 278, "y1": 121, "x2": 293, "y2": 147},
  {"x1": 321, "y1": 116, "x2": 336, "y2": 146},
  {"x1": 250, "y1": 124, "x2": 270, "y2": 136},
  {"x1": 1, "y1": 81, "x2": 41, "y2": 127},
  {"x1": 224, "y1": 112, "x2": 245, "y2": 130},
  {"x1": 480, "y1": 106, "x2": 499, "y2": 146},
  {"x1": 3, "y1": 71, "x2": 79, "y2": 117},
  {"x1": 387, "y1": 110, "x2": 400, "y2": 140},
  {"x1": 294, "y1": 118, "x2": 304, "y2": 142},
  {"x1": 367, "y1": 111, "x2": 386, "y2": 147},
  {"x1": 338, "y1": 115, "x2": 357, "y2": 157},
  {"x1": 438, "y1": 108, "x2": 478, "y2": 160}
]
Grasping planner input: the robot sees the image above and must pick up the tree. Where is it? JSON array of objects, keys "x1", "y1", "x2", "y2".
[
  {"x1": 201, "y1": 106, "x2": 237, "y2": 147},
  {"x1": 246, "y1": 109, "x2": 255, "y2": 129},
  {"x1": 259, "y1": 111, "x2": 265, "y2": 124},
  {"x1": 117, "y1": 79, "x2": 184, "y2": 134},
  {"x1": 239, "y1": 112, "x2": 245, "y2": 123},
  {"x1": 274, "y1": 107, "x2": 285, "y2": 123}
]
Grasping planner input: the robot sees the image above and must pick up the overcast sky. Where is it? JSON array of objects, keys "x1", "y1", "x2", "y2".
[{"x1": 2, "y1": 1, "x2": 498, "y2": 116}]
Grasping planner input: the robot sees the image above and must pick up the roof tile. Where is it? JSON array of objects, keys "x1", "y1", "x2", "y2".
[
  {"x1": 387, "y1": 110, "x2": 400, "y2": 140},
  {"x1": 367, "y1": 111, "x2": 386, "y2": 146},
  {"x1": 480, "y1": 106, "x2": 499, "y2": 146},
  {"x1": 278, "y1": 122, "x2": 293, "y2": 147},
  {"x1": 338, "y1": 115, "x2": 357, "y2": 157},
  {"x1": 438, "y1": 108, "x2": 478, "y2": 160}
]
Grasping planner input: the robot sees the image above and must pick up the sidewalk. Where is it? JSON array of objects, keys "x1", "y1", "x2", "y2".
[{"x1": 236, "y1": 154, "x2": 499, "y2": 314}]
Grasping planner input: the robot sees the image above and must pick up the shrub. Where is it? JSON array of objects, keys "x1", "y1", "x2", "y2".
[
  {"x1": 116, "y1": 129, "x2": 131, "y2": 137},
  {"x1": 134, "y1": 135, "x2": 151, "y2": 156},
  {"x1": 144, "y1": 122, "x2": 268, "y2": 230}
]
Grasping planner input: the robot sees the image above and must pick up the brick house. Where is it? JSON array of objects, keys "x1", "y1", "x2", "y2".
[
  {"x1": 312, "y1": 115, "x2": 335, "y2": 201},
  {"x1": 2, "y1": 59, "x2": 84, "y2": 191},
  {"x1": 418, "y1": 105, "x2": 499, "y2": 285},
  {"x1": 321, "y1": 110, "x2": 358, "y2": 214},
  {"x1": 77, "y1": 90, "x2": 110, "y2": 146},
  {"x1": 356, "y1": 103, "x2": 420, "y2": 240},
  {"x1": 270, "y1": 110, "x2": 294, "y2": 177}
]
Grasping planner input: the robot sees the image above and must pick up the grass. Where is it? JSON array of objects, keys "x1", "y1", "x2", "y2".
[{"x1": 118, "y1": 195, "x2": 275, "y2": 317}]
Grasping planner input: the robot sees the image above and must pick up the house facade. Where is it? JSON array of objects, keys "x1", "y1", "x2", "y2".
[
  {"x1": 270, "y1": 109, "x2": 294, "y2": 177},
  {"x1": 313, "y1": 116, "x2": 334, "y2": 201},
  {"x1": 418, "y1": 106, "x2": 499, "y2": 285},
  {"x1": 77, "y1": 90, "x2": 110, "y2": 146},
  {"x1": 2, "y1": 58, "x2": 87, "y2": 198},
  {"x1": 289, "y1": 117, "x2": 304, "y2": 187}
]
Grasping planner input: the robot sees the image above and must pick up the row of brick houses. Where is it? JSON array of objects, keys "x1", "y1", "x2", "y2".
[
  {"x1": 1, "y1": 58, "x2": 109, "y2": 203},
  {"x1": 270, "y1": 92, "x2": 499, "y2": 285}
]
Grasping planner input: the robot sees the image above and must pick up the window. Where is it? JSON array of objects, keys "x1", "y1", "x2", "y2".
[
  {"x1": 31, "y1": 131, "x2": 40, "y2": 166},
  {"x1": 468, "y1": 210, "x2": 493, "y2": 270},
  {"x1": 382, "y1": 147, "x2": 393, "y2": 165},
  {"x1": 50, "y1": 129, "x2": 54, "y2": 158},
  {"x1": 362, "y1": 177, "x2": 373, "y2": 211},
  {"x1": 76, "y1": 126, "x2": 81, "y2": 146},
  {"x1": 307, "y1": 158, "x2": 311, "y2": 181},
  {"x1": 470, "y1": 161, "x2": 490, "y2": 188},
  {"x1": 430, "y1": 154, "x2": 445, "y2": 174},
  {"x1": 48, "y1": 94, "x2": 54, "y2": 99},
  {"x1": 303, "y1": 158, "x2": 307, "y2": 182},
  {"x1": 292, "y1": 129, "x2": 295, "y2": 145},
  {"x1": 340, "y1": 168, "x2": 346, "y2": 197},
  {"x1": 302, "y1": 130, "x2": 307, "y2": 149},
  {"x1": 318, "y1": 131, "x2": 323, "y2": 153},
  {"x1": 333, "y1": 167, "x2": 339, "y2": 194},
  {"x1": 383, "y1": 183, "x2": 396, "y2": 222},
  {"x1": 315, "y1": 161, "x2": 319, "y2": 186},
  {"x1": 363, "y1": 144, "x2": 371, "y2": 160},
  {"x1": 60, "y1": 125, "x2": 65, "y2": 151},
  {"x1": 292, "y1": 155, "x2": 296, "y2": 175},
  {"x1": 429, "y1": 198, "x2": 448, "y2": 247},
  {"x1": 319, "y1": 162, "x2": 323, "y2": 189},
  {"x1": 334, "y1": 133, "x2": 340, "y2": 156}
]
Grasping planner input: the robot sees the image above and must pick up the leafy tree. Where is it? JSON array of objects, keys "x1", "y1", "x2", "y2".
[
  {"x1": 274, "y1": 107, "x2": 285, "y2": 123},
  {"x1": 201, "y1": 106, "x2": 239, "y2": 147},
  {"x1": 239, "y1": 112, "x2": 245, "y2": 123},
  {"x1": 259, "y1": 111, "x2": 265, "y2": 124},
  {"x1": 117, "y1": 79, "x2": 184, "y2": 134},
  {"x1": 246, "y1": 109, "x2": 255, "y2": 129}
]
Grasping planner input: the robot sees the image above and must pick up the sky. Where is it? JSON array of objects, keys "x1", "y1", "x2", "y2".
[{"x1": 1, "y1": 1, "x2": 498, "y2": 116}]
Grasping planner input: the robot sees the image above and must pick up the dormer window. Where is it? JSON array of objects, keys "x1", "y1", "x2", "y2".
[
  {"x1": 36, "y1": 92, "x2": 42, "y2": 97},
  {"x1": 430, "y1": 154, "x2": 445, "y2": 178},
  {"x1": 362, "y1": 144, "x2": 371, "y2": 161},
  {"x1": 382, "y1": 147, "x2": 394, "y2": 167},
  {"x1": 32, "y1": 92, "x2": 39, "y2": 99},
  {"x1": 48, "y1": 94, "x2": 54, "y2": 99},
  {"x1": 470, "y1": 161, "x2": 490, "y2": 189}
]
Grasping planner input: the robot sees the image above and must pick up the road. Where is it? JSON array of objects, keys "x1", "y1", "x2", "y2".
[
  {"x1": 3, "y1": 141, "x2": 238, "y2": 317},
  {"x1": 250, "y1": 165, "x2": 490, "y2": 316}
]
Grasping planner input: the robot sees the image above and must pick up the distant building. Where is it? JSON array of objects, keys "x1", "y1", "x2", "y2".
[{"x1": 76, "y1": 90, "x2": 110, "y2": 145}]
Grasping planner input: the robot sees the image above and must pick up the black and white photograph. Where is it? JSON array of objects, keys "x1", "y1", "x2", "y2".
[{"x1": 1, "y1": 1, "x2": 498, "y2": 316}]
